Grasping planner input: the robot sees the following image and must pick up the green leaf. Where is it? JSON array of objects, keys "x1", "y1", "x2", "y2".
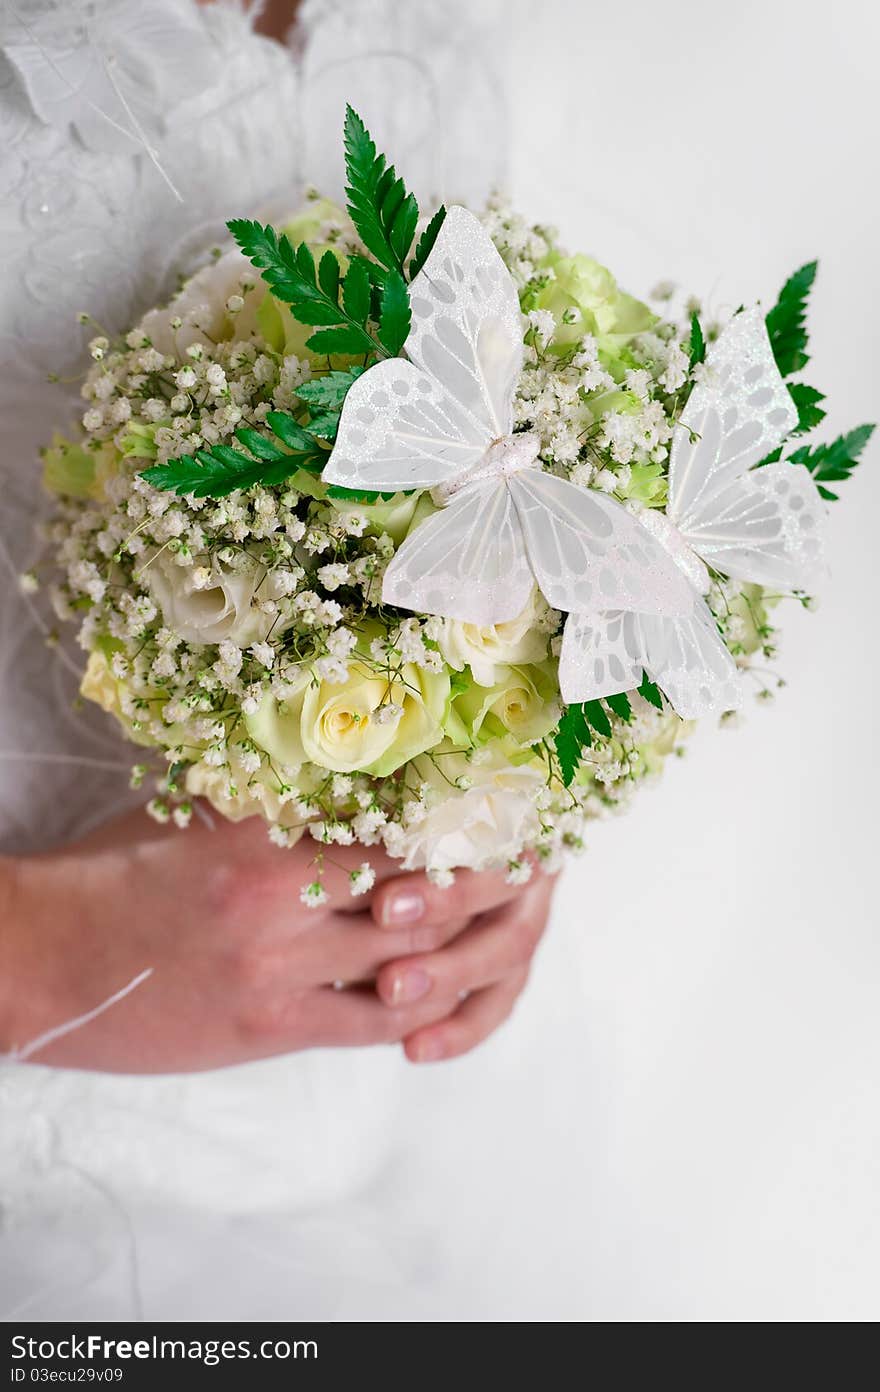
[
  {"x1": 305, "y1": 410, "x2": 340, "y2": 442},
  {"x1": 343, "y1": 105, "x2": 421, "y2": 277},
  {"x1": 765, "y1": 260, "x2": 817, "y2": 377},
  {"x1": 142, "y1": 449, "x2": 288, "y2": 499},
  {"x1": 305, "y1": 324, "x2": 376, "y2": 357},
  {"x1": 787, "y1": 382, "x2": 826, "y2": 436},
  {"x1": 410, "y1": 206, "x2": 446, "y2": 278},
  {"x1": 295, "y1": 368, "x2": 366, "y2": 411},
  {"x1": 140, "y1": 411, "x2": 329, "y2": 498},
  {"x1": 788, "y1": 425, "x2": 875, "y2": 501},
  {"x1": 582, "y1": 700, "x2": 612, "y2": 739},
  {"x1": 227, "y1": 220, "x2": 315, "y2": 308},
  {"x1": 265, "y1": 411, "x2": 316, "y2": 452},
  {"x1": 688, "y1": 312, "x2": 706, "y2": 368},
  {"x1": 317, "y1": 249, "x2": 340, "y2": 301},
  {"x1": 606, "y1": 691, "x2": 632, "y2": 723},
  {"x1": 232, "y1": 428, "x2": 287, "y2": 462},
  {"x1": 377, "y1": 270, "x2": 411, "y2": 356},
  {"x1": 228, "y1": 217, "x2": 385, "y2": 361},
  {"x1": 342, "y1": 257, "x2": 371, "y2": 324},
  {"x1": 325, "y1": 483, "x2": 401, "y2": 502},
  {"x1": 343, "y1": 106, "x2": 391, "y2": 268},
  {"x1": 289, "y1": 299, "x2": 347, "y2": 326},
  {"x1": 554, "y1": 703, "x2": 592, "y2": 787},
  {"x1": 390, "y1": 192, "x2": 419, "y2": 267},
  {"x1": 638, "y1": 670, "x2": 664, "y2": 710}
]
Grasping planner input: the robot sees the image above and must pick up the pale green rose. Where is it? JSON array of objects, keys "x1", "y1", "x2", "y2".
[
  {"x1": 620, "y1": 460, "x2": 668, "y2": 508},
  {"x1": 438, "y1": 587, "x2": 552, "y2": 686},
  {"x1": 450, "y1": 662, "x2": 560, "y2": 751},
  {"x1": 245, "y1": 671, "x2": 311, "y2": 771},
  {"x1": 42, "y1": 434, "x2": 96, "y2": 499},
  {"x1": 120, "y1": 421, "x2": 159, "y2": 460},
  {"x1": 247, "y1": 656, "x2": 449, "y2": 777},
  {"x1": 281, "y1": 197, "x2": 353, "y2": 249},
  {"x1": 42, "y1": 434, "x2": 124, "y2": 503},
  {"x1": 573, "y1": 706, "x2": 691, "y2": 787},
  {"x1": 530, "y1": 252, "x2": 655, "y2": 363},
  {"x1": 328, "y1": 490, "x2": 437, "y2": 545}
]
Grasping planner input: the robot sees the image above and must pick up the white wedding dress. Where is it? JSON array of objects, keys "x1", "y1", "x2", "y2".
[{"x1": 0, "y1": 0, "x2": 597, "y2": 1322}]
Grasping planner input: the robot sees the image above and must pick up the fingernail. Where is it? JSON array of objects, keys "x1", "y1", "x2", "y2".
[
  {"x1": 389, "y1": 967, "x2": 432, "y2": 1005},
  {"x1": 412, "y1": 1034, "x2": 445, "y2": 1063},
  {"x1": 382, "y1": 889, "x2": 425, "y2": 927}
]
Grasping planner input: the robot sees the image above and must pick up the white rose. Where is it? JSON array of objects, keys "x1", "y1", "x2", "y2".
[
  {"x1": 184, "y1": 761, "x2": 306, "y2": 843},
  {"x1": 385, "y1": 751, "x2": 544, "y2": 873},
  {"x1": 438, "y1": 588, "x2": 551, "y2": 687},
  {"x1": 143, "y1": 551, "x2": 293, "y2": 647},
  {"x1": 137, "y1": 247, "x2": 268, "y2": 356}
]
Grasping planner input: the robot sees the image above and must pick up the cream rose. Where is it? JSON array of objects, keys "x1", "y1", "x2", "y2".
[
  {"x1": 184, "y1": 761, "x2": 306, "y2": 843},
  {"x1": 80, "y1": 650, "x2": 155, "y2": 747},
  {"x1": 385, "y1": 750, "x2": 544, "y2": 873},
  {"x1": 143, "y1": 551, "x2": 294, "y2": 647},
  {"x1": 438, "y1": 588, "x2": 551, "y2": 687},
  {"x1": 247, "y1": 660, "x2": 449, "y2": 777}
]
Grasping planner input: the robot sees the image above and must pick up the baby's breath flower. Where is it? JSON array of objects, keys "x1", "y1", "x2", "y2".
[
  {"x1": 505, "y1": 859, "x2": 533, "y2": 886},
  {"x1": 349, "y1": 863, "x2": 376, "y2": 896},
  {"x1": 300, "y1": 880, "x2": 328, "y2": 908}
]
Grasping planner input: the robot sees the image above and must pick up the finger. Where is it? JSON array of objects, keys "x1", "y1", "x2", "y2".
[
  {"x1": 371, "y1": 857, "x2": 540, "y2": 938},
  {"x1": 375, "y1": 879, "x2": 550, "y2": 1006},
  {"x1": 280, "y1": 914, "x2": 472, "y2": 987},
  {"x1": 290, "y1": 982, "x2": 466, "y2": 1049},
  {"x1": 402, "y1": 971, "x2": 529, "y2": 1064}
]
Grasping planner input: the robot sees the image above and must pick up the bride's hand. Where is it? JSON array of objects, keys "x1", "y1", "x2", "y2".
[{"x1": 0, "y1": 807, "x2": 553, "y2": 1073}]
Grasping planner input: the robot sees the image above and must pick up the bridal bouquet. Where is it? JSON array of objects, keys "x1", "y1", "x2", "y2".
[{"x1": 37, "y1": 108, "x2": 873, "y2": 898}]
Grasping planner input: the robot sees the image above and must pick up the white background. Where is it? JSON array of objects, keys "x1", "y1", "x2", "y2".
[{"x1": 505, "y1": 0, "x2": 879, "y2": 1319}]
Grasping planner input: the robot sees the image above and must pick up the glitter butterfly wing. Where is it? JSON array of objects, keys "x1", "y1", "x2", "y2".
[
  {"x1": 667, "y1": 306, "x2": 827, "y2": 589},
  {"x1": 404, "y1": 205, "x2": 524, "y2": 439},
  {"x1": 559, "y1": 601, "x2": 744, "y2": 721},
  {"x1": 382, "y1": 478, "x2": 535, "y2": 625},
  {"x1": 320, "y1": 357, "x2": 491, "y2": 492},
  {"x1": 508, "y1": 468, "x2": 695, "y2": 617},
  {"x1": 322, "y1": 206, "x2": 524, "y2": 493}
]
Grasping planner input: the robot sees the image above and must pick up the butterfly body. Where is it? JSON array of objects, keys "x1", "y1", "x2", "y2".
[{"x1": 431, "y1": 431, "x2": 541, "y2": 505}]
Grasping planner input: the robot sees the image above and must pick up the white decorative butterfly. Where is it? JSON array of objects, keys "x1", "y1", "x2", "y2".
[
  {"x1": 322, "y1": 207, "x2": 827, "y2": 721},
  {"x1": 559, "y1": 306, "x2": 828, "y2": 717}
]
